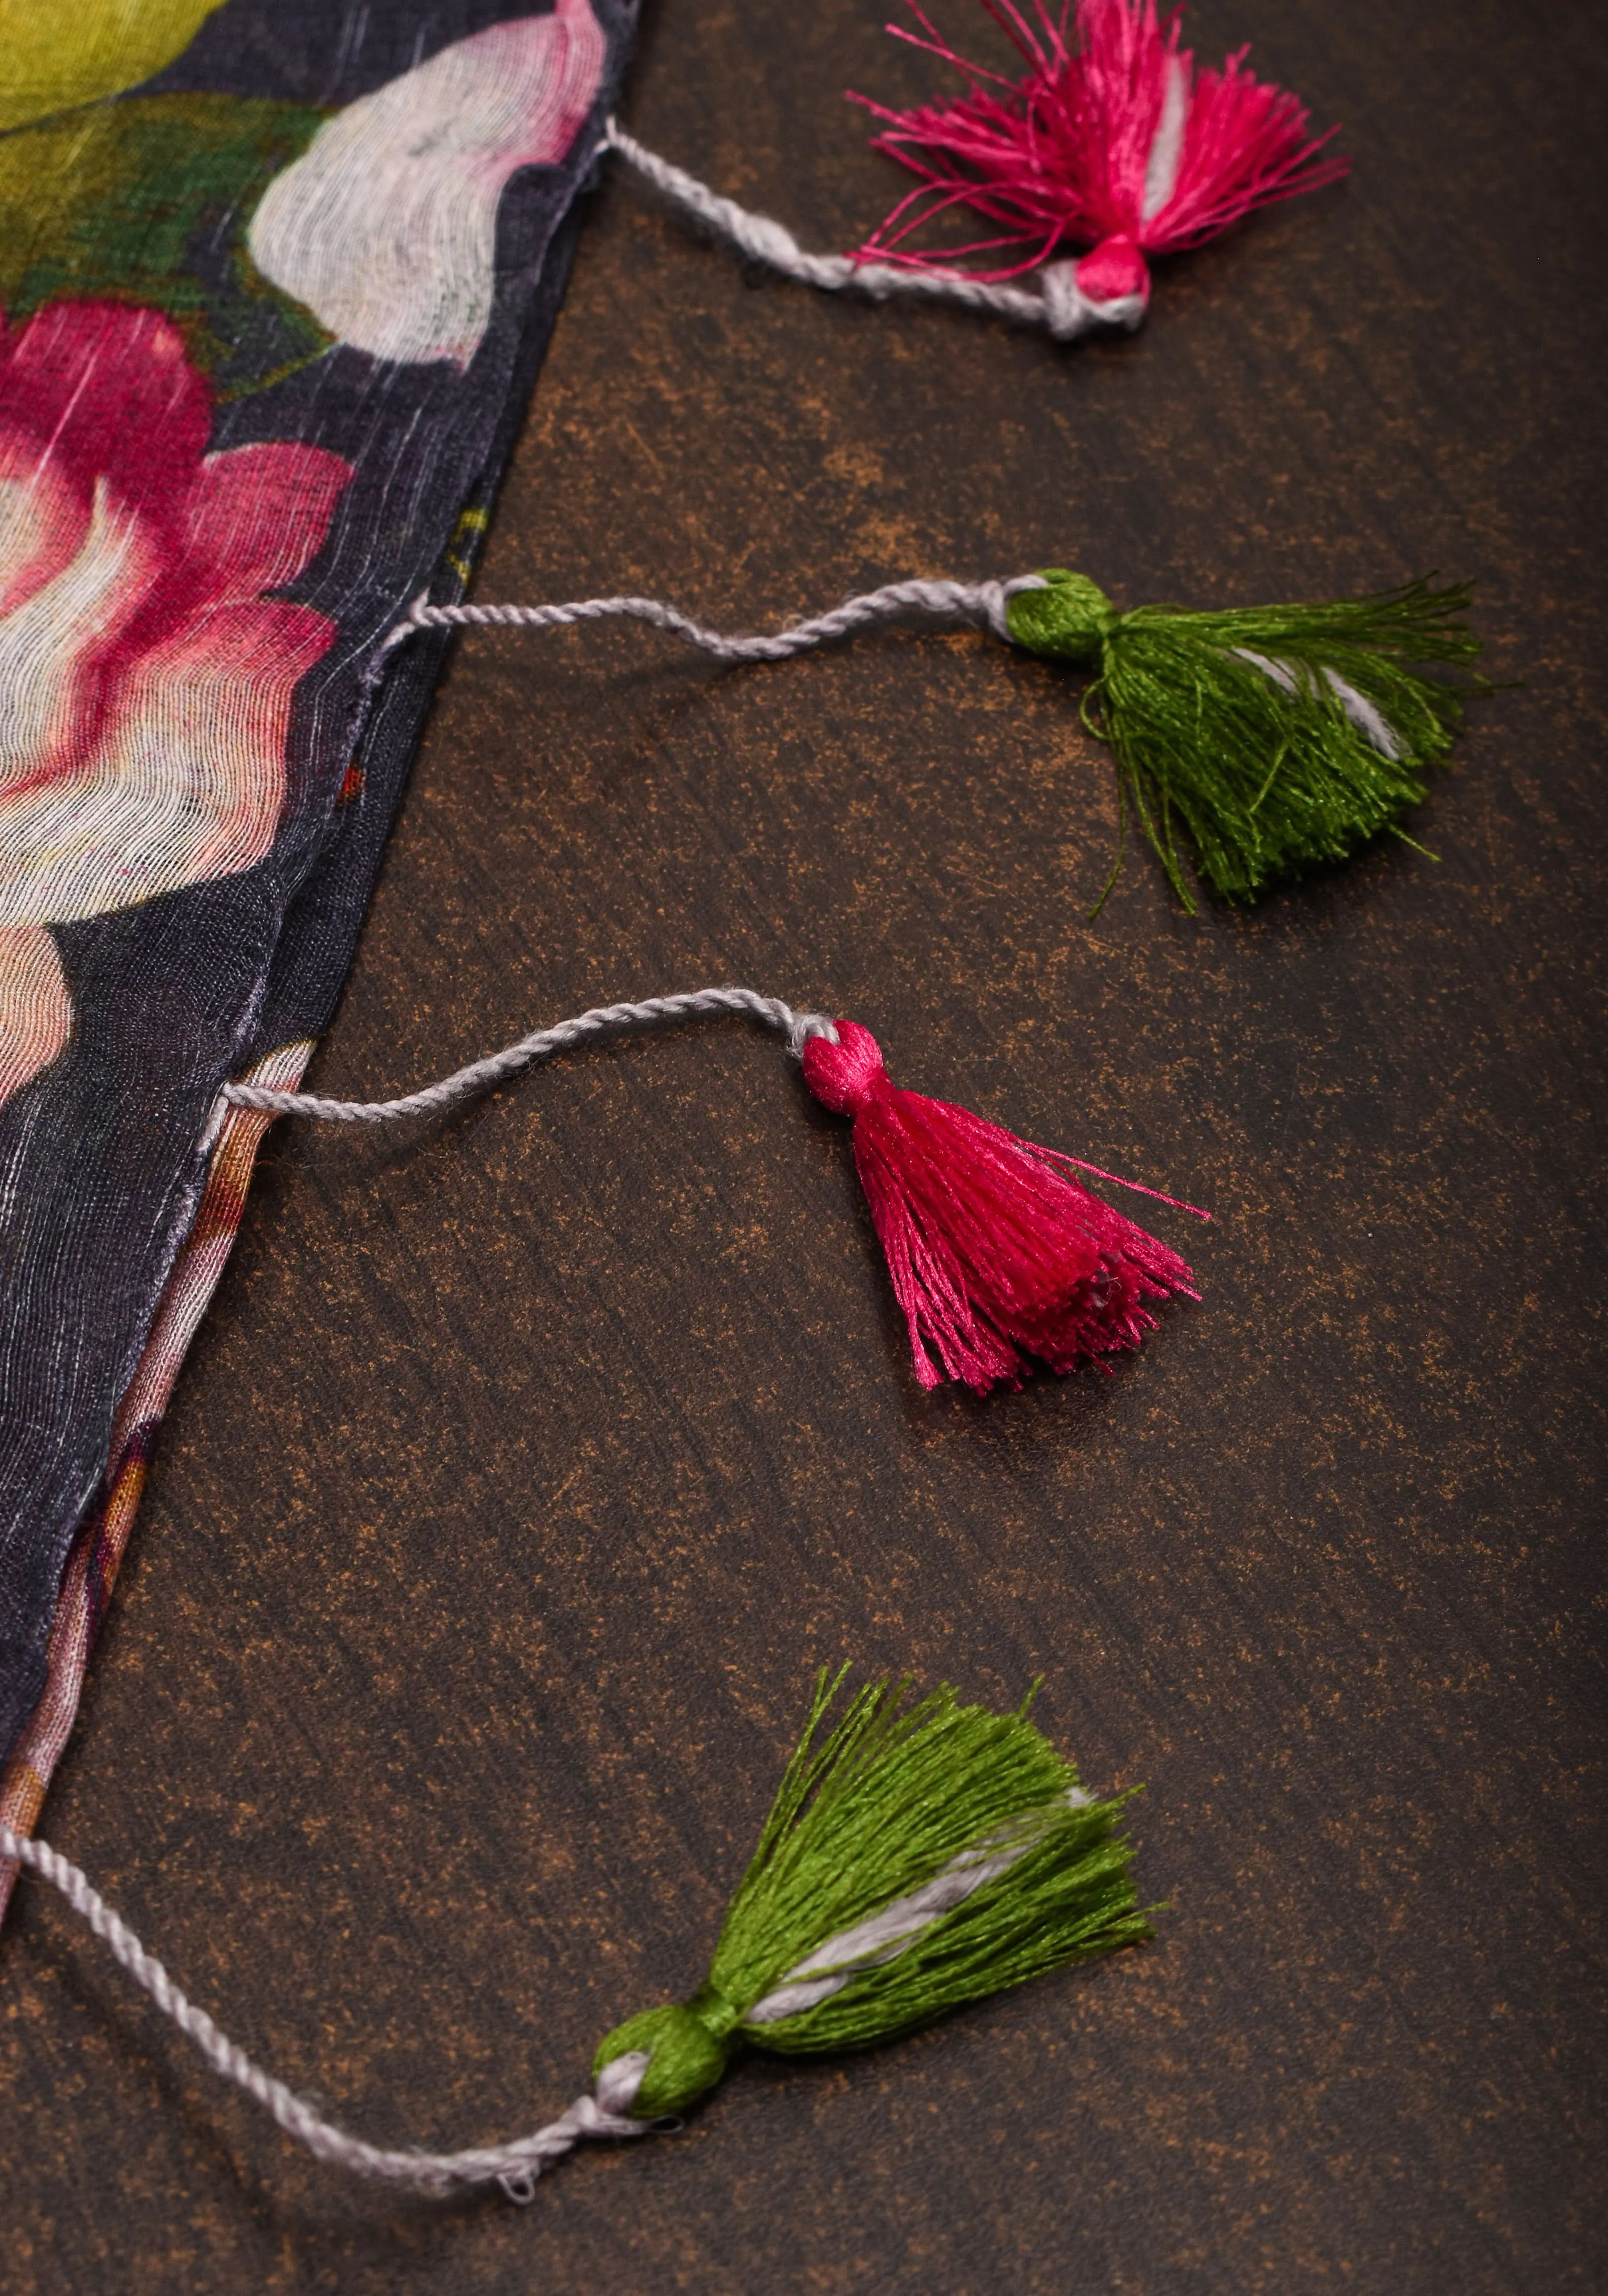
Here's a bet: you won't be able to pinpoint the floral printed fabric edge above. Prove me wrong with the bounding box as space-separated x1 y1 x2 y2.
0 0 638 1796
0 1040 312 1923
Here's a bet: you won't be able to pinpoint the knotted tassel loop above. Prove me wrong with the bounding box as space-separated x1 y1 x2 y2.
594 1667 1154 2120
799 1019 1201 1395
1008 569 1486 909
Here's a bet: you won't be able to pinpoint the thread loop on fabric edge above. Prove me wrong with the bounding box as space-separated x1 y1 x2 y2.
218 988 839 1127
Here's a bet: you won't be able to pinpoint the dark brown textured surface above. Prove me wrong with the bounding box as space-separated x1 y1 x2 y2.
2 1 1605 2289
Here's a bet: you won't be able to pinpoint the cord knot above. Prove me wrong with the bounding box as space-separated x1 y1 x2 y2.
1003 569 1117 665
800 1019 888 1117
685 1978 745 2043
593 1996 739 2119
1039 240 1150 339
1036 259 1091 340
1075 234 1152 308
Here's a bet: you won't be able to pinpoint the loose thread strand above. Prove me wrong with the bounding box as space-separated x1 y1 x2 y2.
601 124 1147 341
405 573 1040 661
0 1826 650 2196
220 986 839 1124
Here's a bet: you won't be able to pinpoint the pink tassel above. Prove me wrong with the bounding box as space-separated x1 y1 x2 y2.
851 0 1347 308
801 1020 1203 1394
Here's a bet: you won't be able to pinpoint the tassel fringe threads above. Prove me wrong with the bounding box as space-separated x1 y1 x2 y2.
1007 571 1485 908
802 1019 1199 1392
855 0 1348 306
602 1667 1152 2116
604 0 1345 342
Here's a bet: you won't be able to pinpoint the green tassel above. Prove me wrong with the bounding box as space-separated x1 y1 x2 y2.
593 1668 1152 2119
1005 569 1485 910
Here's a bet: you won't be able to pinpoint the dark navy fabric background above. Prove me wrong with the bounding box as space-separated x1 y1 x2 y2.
0 0 640 1756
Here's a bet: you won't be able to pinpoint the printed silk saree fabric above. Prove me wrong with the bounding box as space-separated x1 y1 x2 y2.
0 0 637 1885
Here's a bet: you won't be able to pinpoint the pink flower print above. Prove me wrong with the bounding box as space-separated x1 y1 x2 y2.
0 300 351 1109
249 1 607 367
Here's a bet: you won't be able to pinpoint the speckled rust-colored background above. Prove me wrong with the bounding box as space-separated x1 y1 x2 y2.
2 0 1604 2289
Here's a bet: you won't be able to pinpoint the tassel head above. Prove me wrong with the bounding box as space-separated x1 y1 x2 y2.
1008 570 1486 908
1007 567 1116 663
797 1014 886 1117
594 1668 1153 2119
852 0 1347 296
593 1994 737 2118
1073 231 1150 305
800 1019 1196 1394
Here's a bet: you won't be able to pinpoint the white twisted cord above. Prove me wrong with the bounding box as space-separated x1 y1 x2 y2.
407 572 1043 658
603 123 1147 342
0 1826 650 2198
220 986 838 1124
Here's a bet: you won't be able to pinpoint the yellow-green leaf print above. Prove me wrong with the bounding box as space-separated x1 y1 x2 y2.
0 95 330 389
0 0 226 132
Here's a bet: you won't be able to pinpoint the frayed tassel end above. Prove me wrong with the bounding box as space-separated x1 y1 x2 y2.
852 0 1347 302
801 1020 1200 1394
1007 569 1486 908
594 1667 1154 2119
